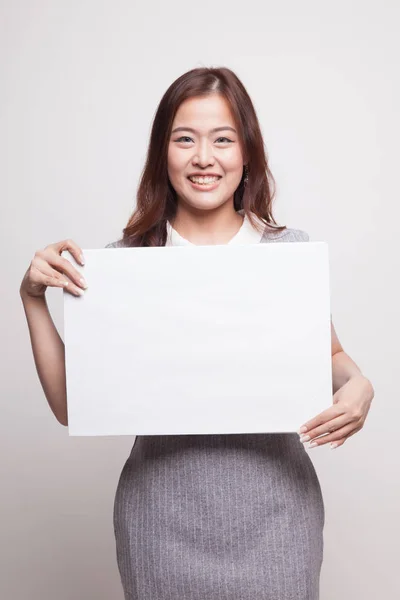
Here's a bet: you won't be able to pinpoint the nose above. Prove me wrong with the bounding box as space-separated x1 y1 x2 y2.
192 139 215 167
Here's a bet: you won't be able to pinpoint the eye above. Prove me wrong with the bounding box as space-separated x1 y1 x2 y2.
175 136 193 143
174 136 234 144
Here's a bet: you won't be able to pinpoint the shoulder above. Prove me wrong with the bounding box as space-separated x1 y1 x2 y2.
104 239 129 248
260 226 309 243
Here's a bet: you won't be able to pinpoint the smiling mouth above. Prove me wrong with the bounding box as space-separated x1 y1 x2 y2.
187 176 222 188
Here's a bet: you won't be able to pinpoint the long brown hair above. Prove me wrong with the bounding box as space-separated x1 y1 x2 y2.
121 66 286 247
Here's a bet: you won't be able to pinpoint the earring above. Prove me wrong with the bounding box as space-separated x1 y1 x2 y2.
243 164 249 186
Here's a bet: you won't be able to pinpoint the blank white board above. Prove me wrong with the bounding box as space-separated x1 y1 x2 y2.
63 242 332 436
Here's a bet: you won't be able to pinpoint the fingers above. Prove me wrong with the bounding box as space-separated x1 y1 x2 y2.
32 256 85 297
304 423 362 448
36 240 87 292
48 238 85 266
299 405 346 434
21 238 87 299
300 414 351 443
43 252 87 290
329 428 359 449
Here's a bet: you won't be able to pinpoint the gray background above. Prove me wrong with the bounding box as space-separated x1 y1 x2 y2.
1 1 398 598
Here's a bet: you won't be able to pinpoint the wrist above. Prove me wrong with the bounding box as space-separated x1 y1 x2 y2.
20 288 46 303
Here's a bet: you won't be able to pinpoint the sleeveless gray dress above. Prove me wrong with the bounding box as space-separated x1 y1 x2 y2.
105 225 325 600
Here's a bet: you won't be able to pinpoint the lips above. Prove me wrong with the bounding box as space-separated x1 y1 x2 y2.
187 176 222 191
187 174 222 179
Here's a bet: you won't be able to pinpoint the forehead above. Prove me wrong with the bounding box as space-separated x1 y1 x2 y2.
172 95 236 130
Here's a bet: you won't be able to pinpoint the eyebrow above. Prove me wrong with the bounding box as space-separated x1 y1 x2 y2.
171 126 237 134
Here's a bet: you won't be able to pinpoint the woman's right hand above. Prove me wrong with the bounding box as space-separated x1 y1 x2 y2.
20 239 88 299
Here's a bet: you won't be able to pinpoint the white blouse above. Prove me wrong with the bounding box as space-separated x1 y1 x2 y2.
165 209 265 246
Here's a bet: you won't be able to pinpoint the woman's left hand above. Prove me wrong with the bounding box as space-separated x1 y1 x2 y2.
298 374 375 449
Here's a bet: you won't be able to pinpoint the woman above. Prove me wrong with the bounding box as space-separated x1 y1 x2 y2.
20 67 374 600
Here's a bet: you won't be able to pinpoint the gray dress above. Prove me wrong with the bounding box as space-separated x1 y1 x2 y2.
106 226 325 600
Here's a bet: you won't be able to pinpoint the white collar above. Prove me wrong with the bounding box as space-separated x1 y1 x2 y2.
165 210 265 246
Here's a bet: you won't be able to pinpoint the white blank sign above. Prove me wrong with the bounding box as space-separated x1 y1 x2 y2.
63 242 332 436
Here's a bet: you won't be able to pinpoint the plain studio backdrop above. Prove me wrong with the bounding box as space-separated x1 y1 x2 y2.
1 1 399 598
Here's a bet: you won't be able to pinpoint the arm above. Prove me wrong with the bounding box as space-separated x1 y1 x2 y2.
330 319 372 396
19 239 89 427
20 288 68 426
298 319 375 446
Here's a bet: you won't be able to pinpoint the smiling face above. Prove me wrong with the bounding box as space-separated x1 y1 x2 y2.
167 94 246 214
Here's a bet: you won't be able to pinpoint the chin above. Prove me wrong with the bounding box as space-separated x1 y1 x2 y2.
181 195 232 212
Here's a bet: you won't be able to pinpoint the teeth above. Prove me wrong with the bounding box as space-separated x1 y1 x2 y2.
189 176 220 184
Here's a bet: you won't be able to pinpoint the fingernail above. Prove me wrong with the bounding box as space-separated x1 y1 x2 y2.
79 254 85 265
298 426 307 434
308 442 318 448
76 288 84 296
80 278 88 289
300 435 310 442
330 443 338 449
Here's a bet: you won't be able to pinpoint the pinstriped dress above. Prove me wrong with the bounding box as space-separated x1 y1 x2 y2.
106 214 325 600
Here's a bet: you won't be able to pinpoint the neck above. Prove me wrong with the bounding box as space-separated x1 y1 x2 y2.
170 200 244 245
